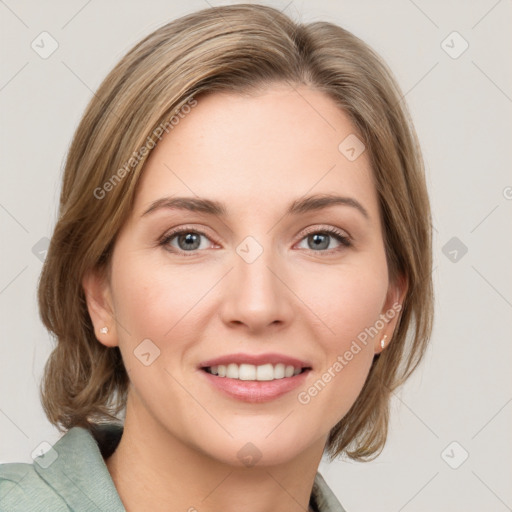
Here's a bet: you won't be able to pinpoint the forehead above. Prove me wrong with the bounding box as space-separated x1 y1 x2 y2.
133 85 379 222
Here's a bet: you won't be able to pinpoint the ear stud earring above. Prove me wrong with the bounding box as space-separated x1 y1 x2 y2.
380 335 387 350
100 327 109 334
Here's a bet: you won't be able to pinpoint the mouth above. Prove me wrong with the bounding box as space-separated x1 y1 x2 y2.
202 363 309 381
198 353 312 402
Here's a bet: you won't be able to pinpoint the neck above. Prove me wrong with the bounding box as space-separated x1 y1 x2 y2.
106 392 325 512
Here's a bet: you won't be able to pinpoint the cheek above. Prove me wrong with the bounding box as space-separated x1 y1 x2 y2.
109 256 204 403
296 255 389 347
292 256 388 420
110 254 204 341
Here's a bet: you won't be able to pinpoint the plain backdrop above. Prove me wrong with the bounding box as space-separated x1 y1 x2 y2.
1 1 511 511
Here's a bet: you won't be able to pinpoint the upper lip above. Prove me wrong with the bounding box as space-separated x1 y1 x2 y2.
198 352 312 369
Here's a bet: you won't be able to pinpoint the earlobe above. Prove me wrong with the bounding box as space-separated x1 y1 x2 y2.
375 273 408 354
82 268 118 347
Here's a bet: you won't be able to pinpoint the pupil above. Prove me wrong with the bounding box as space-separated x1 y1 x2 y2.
180 233 199 250
310 233 329 250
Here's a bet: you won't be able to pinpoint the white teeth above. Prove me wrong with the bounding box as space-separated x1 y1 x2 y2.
285 365 294 378
256 363 274 381
239 364 256 381
274 363 285 379
226 363 239 379
206 363 304 381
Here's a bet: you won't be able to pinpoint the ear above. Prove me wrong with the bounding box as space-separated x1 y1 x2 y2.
374 273 408 354
82 267 118 347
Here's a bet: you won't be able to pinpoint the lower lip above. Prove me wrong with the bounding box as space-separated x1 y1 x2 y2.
200 369 310 403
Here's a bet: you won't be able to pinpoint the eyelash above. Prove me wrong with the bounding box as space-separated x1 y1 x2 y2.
159 225 352 257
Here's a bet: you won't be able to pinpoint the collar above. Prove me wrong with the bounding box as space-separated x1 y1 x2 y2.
33 424 125 511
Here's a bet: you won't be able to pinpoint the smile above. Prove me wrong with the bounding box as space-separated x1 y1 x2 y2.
203 363 305 381
198 353 312 402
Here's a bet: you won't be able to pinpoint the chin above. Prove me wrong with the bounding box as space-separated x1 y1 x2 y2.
190 424 317 468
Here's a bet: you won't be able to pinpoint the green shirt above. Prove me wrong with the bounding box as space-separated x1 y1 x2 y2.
0 424 346 511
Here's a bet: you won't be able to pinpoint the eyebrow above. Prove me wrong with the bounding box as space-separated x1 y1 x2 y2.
141 193 370 220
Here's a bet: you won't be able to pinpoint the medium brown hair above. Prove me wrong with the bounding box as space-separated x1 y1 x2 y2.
38 3 433 461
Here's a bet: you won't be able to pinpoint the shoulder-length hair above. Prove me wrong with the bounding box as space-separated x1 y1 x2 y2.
38 3 433 461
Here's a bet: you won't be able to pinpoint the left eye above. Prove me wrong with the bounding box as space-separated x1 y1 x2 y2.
297 229 351 252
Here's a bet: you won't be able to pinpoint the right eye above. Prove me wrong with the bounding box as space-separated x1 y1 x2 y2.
160 228 216 255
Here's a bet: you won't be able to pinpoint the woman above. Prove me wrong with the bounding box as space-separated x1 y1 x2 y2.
0 4 433 511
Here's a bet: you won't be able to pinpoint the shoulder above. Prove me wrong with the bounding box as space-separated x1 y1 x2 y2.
0 462 69 511
0 424 125 512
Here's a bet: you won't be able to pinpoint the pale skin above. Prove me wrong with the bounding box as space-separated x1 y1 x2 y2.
83 84 406 512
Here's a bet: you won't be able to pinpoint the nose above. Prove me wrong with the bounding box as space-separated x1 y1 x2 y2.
219 243 294 334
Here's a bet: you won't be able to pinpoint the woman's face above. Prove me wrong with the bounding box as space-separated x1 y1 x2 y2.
88 84 404 466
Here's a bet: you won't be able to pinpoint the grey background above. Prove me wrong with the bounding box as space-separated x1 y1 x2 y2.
1 1 511 510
